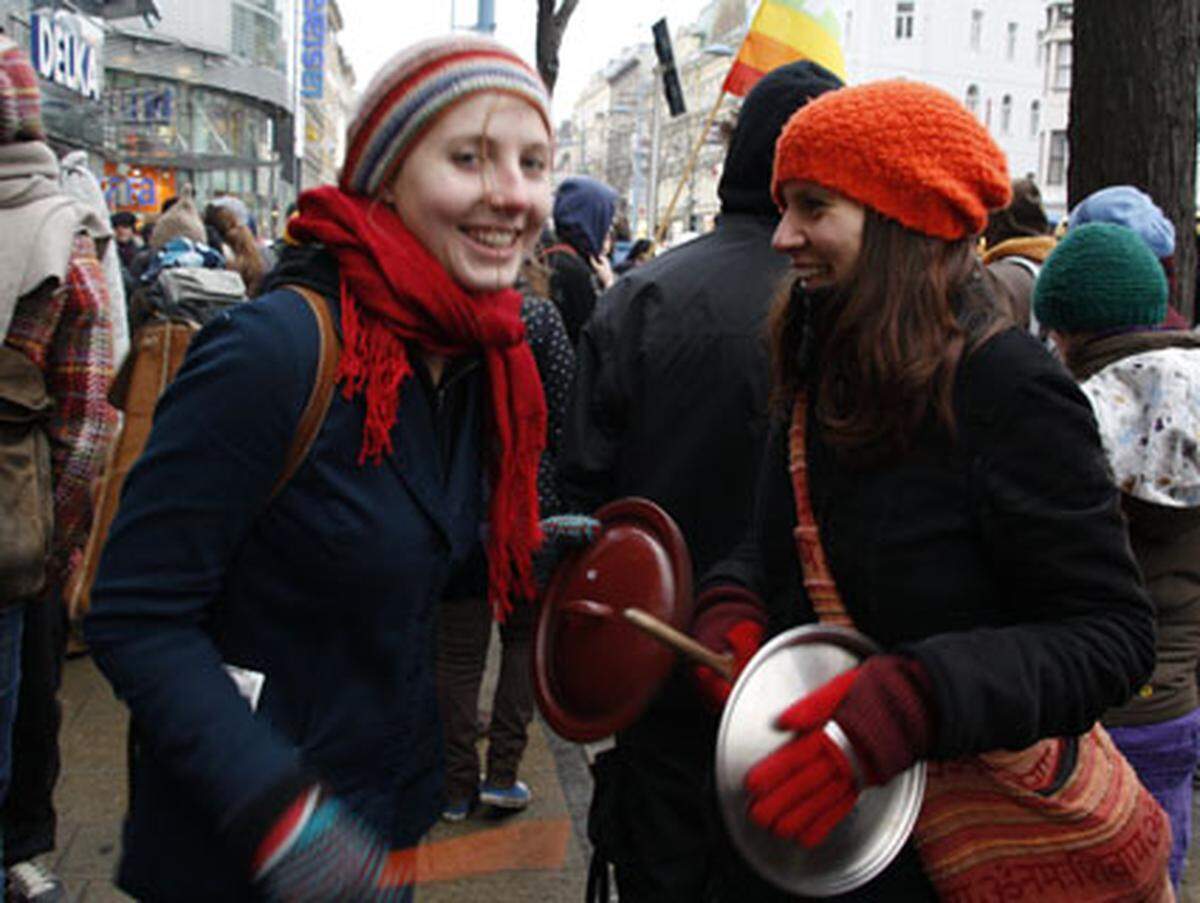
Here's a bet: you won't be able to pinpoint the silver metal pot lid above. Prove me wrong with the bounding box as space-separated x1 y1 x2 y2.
715 624 927 897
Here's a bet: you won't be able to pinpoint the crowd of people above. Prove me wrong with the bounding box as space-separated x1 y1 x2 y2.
1 23 1198 903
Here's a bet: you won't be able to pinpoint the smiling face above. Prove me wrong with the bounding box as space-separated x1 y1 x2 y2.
772 181 866 290
386 91 552 293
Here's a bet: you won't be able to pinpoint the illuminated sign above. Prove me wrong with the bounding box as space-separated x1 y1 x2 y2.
300 0 326 100
30 9 103 101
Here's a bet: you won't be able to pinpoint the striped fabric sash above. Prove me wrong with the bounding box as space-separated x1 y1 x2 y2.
786 392 1173 902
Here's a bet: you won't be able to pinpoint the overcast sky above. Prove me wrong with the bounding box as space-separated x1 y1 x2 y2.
336 0 711 119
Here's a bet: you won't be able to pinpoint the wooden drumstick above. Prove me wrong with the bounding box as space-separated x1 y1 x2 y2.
622 608 735 681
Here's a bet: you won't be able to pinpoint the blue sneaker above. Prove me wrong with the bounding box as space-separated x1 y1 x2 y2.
441 799 472 822
479 780 531 810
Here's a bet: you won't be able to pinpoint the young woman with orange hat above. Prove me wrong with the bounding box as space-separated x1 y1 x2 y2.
693 81 1165 899
86 36 553 901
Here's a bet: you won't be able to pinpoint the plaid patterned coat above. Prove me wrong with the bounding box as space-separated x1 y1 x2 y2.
4 233 118 590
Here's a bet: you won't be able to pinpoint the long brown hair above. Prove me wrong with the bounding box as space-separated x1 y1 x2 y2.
768 210 1006 459
211 206 267 297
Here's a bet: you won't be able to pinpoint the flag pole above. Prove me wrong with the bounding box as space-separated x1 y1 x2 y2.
654 87 726 246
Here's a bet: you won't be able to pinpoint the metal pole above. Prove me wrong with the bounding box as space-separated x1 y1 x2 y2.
476 0 495 33
648 66 662 241
655 88 724 246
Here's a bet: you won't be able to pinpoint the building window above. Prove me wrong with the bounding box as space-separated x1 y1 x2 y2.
1000 95 1012 133
1047 130 1067 185
1054 41 1072 89
895 1 915 40
1006 22 1018 60
845 9 853 46
984 97 992 128
970 9 983 50
1030 99 1040 137
965 84 980 117
1036 32 1044 66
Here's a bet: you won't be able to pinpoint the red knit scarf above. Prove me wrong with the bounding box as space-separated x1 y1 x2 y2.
290 185 545 619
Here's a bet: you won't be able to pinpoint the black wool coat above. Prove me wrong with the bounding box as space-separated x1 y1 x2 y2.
705 327 1155 760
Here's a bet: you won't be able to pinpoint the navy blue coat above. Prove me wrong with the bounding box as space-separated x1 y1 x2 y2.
86 252 488 901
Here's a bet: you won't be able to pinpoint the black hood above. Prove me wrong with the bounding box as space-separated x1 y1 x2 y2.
259 242 340 300
717 60 843 218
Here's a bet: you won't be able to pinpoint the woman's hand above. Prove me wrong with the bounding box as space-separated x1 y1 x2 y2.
743 655 936 848
591 254 615 290
255 791 407 901
691 618 765 710
534 513 602 588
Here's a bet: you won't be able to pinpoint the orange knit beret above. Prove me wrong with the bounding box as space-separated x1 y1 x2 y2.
771 80 1012 240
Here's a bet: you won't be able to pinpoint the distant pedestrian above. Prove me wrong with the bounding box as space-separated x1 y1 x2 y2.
86 34 553 902
981 177 1055 331
109 210 140 272
544 176 617 345
436 258 575 822
0 35 118 903
1035 221 1200 890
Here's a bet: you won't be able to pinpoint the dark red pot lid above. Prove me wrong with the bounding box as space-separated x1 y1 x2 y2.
534 497 693 742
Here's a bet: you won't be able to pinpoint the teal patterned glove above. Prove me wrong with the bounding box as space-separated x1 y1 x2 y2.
534 514 602 588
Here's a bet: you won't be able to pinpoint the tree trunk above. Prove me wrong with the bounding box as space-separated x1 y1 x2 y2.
1068 0 1199 321
536 0 580 96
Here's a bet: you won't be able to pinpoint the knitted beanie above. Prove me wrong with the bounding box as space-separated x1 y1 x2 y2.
0 34 45 144
772 80 1011 240
1033 223 1168 333
1068 185 1175 259
340 35 551 197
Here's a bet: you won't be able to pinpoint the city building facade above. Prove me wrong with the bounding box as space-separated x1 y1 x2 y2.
570 0 1053 241
298 0 356 191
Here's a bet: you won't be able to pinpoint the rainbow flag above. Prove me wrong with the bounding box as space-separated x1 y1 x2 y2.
722 0 847 97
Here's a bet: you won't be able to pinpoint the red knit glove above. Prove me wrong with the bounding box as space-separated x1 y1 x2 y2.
744 656 936 849
689 588 767 711
692 620 765 710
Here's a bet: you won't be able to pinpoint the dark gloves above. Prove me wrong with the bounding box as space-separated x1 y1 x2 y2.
744 654 936 848
689 586 768 710
254 788 407 901
534 514 602 588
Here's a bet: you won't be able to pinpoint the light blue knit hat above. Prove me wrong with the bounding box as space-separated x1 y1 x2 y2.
1068 185 1175 259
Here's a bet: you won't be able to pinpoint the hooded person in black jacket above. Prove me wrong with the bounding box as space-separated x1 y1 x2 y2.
559 60 843 902
545 176 617 345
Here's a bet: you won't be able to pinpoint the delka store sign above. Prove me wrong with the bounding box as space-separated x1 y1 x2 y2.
30 10 103 101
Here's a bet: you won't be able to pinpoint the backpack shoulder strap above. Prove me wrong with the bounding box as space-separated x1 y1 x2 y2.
269 284 341 500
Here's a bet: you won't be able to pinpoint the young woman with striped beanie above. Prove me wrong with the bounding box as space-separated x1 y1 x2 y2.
86 35 554 901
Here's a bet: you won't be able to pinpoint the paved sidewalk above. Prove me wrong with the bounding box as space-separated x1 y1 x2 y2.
53 649 592 901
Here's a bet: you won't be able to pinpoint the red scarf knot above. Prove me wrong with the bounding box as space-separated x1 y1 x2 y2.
290 185 547 619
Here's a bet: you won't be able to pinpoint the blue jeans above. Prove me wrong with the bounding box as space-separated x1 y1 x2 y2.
0 605 26 889
1108 708 1200 890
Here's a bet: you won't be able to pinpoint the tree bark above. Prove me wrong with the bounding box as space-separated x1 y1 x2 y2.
536 0 580 96
1068 0 1200 321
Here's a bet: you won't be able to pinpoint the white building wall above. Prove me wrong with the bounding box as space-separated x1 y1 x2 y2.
840 0 1044 188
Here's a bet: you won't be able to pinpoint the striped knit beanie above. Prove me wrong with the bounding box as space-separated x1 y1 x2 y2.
340 35 551 197
772 80 1010 240
1033 223 1168 333
0 34 45 144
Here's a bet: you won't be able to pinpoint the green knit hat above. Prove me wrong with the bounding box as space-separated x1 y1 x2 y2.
1033 222 1168 333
